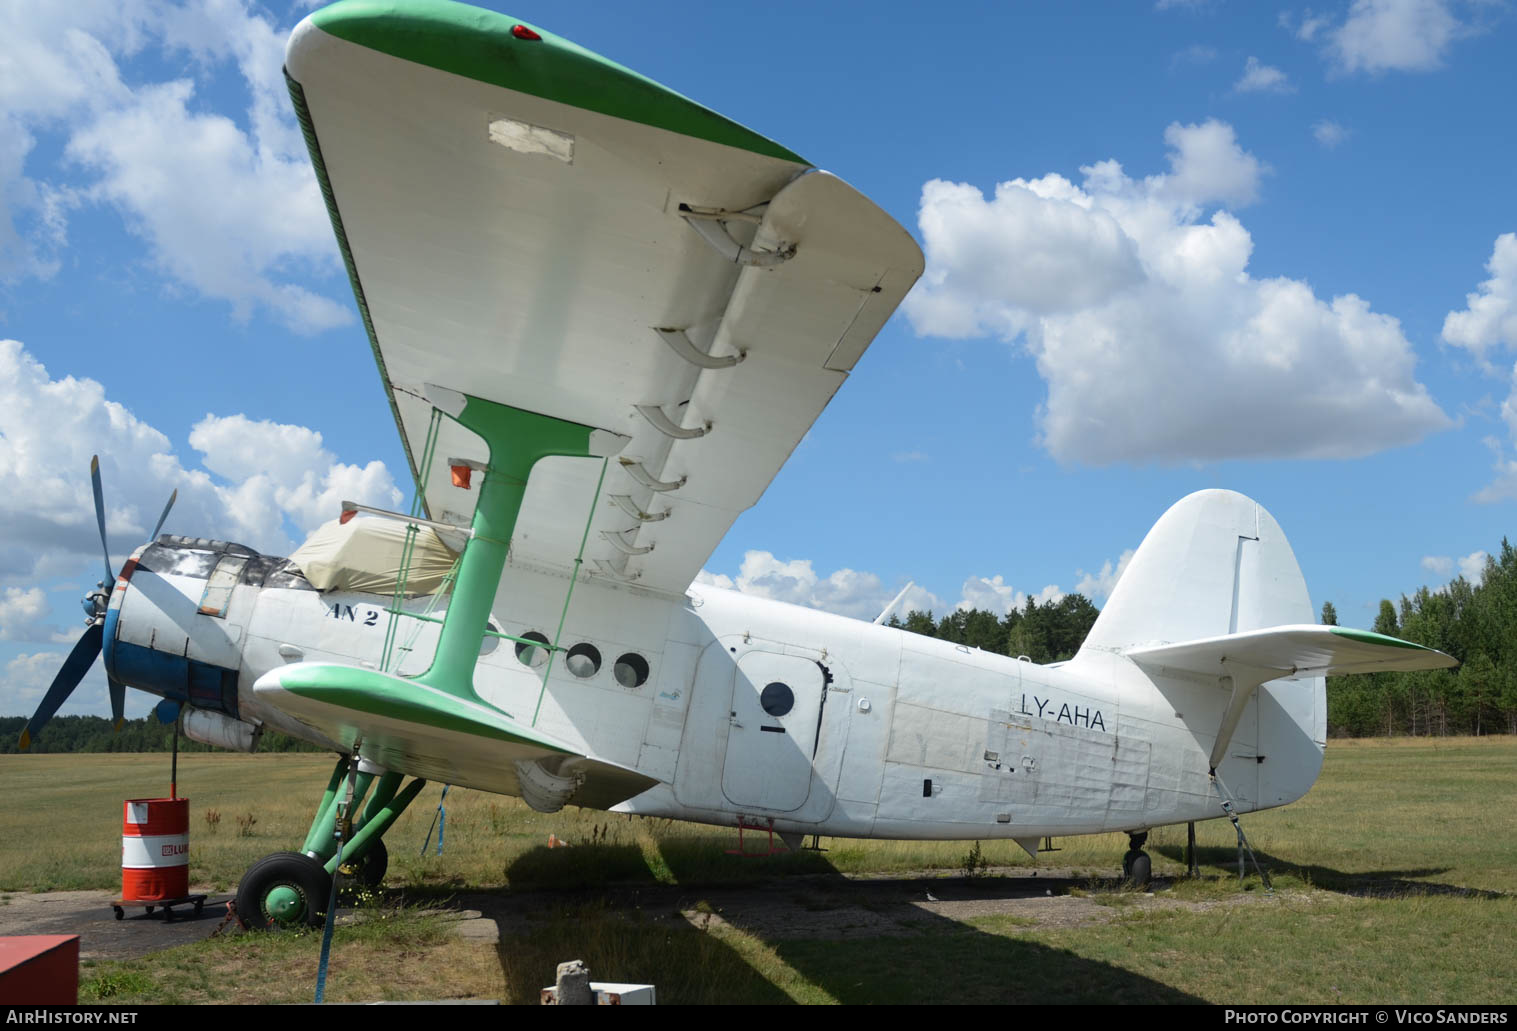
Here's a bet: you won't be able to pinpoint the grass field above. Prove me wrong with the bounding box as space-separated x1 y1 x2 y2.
3 736 1514 1004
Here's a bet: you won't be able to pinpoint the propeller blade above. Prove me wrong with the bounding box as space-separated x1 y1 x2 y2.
109 675 126 732
149 489 178 542
18 622 103 751
90 456 112 585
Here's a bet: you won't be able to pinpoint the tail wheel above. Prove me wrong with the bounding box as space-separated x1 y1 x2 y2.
236 851 331 929
338 838 388 888
1124 850 1152 889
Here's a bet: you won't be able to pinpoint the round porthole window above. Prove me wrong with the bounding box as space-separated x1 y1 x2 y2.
514 630 551 669
613 652 650 689
760 682 794 717
479 619 503 657
566 643 601 679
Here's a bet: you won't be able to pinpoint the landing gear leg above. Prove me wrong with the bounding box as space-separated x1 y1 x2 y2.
1122 831 1151 888
235 756 426 929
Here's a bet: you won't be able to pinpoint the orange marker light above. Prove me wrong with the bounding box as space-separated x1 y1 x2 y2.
511 24 541 41
451 464 473 489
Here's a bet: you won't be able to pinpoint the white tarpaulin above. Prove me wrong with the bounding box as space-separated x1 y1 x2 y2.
289 516 460 596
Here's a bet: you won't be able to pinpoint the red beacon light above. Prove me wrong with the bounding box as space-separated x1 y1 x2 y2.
511 24 542 41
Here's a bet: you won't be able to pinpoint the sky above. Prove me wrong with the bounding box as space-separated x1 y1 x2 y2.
2 0 1515 720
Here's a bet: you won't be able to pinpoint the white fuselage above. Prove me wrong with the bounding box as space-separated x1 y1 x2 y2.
113 541 1326 845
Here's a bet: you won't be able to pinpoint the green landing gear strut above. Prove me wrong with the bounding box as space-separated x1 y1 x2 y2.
235 756 427 929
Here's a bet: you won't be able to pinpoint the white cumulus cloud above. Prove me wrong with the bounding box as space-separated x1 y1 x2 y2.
0 0 349 331
1327 0 1463 74
956 575 1063 616
1075 549 1137 602
904 120 1451 465
1313 120 1351 148
0 587 54 642
1443 233 1517 368
1442 235 1517 501
1234 57 1294 93
696 553 1126 622
1158 120 1268 209
0 340 400 590
1283 10 1335 42
1421 555 1454 577
1420 550 1488 587
1460 550 1490 584
695 552 945 621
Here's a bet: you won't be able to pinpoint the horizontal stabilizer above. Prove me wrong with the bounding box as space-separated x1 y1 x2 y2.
1126 625 1457 680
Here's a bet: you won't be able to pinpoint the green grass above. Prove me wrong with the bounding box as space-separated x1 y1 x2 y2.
77 903 482 1004
7 736 1516 1004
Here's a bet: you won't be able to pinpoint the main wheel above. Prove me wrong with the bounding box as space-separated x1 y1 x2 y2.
236 851 332 930
1124 850 1152 889
338 838 388 889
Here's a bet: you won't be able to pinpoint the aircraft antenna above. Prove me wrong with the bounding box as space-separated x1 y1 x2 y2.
873 581 915 625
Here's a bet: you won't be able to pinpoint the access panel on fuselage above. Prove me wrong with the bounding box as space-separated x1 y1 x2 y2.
721 652 826 812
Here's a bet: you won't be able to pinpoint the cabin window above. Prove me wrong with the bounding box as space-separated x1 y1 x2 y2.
479 619 503 657
613 652 649 689
515 630 551 669
566 643 601 679
760 682 794 717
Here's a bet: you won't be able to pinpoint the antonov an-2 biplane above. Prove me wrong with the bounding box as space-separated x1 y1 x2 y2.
22 0 1455 927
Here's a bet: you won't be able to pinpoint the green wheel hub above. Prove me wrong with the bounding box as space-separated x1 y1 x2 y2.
264 883 306 923
238 852 331 930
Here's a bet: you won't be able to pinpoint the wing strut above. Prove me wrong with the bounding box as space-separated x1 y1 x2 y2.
1208 659 1293 772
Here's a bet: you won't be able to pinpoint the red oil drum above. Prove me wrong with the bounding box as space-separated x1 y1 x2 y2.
121 798 189 902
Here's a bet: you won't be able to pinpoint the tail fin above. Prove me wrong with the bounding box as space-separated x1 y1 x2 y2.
1080 489 1310 655
1076 490 1454 814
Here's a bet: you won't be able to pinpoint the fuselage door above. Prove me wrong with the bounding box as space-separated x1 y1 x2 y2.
721 651 826 812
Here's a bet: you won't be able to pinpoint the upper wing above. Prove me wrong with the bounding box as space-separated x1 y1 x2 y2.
286 1 923 598
1125 625 1458 679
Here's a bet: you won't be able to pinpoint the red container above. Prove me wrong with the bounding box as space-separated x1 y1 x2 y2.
0 936 79 1004
121 798 189 902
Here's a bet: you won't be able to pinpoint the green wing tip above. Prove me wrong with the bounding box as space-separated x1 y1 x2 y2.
17 729 30 751
1328 626 1427 650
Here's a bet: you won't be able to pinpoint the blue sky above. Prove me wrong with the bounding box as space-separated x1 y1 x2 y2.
3 0 1515 718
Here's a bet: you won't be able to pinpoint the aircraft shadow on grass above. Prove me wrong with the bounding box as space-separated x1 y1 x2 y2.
1152 844 1511 900
474 840 1206 1005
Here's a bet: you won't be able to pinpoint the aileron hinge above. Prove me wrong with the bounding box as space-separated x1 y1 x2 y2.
620 457 685 492
608 495 669 522
591 558 641 583
635 403 708 440
680 204 795 267
601 528 654 556
655 327 744 369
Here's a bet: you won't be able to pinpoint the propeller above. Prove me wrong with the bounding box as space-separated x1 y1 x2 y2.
17 457 176 751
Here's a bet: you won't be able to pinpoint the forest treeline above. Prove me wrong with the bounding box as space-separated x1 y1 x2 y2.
889 540 1517 738
0 715 323 754
885 593 1101 665
1318 540 1517 738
